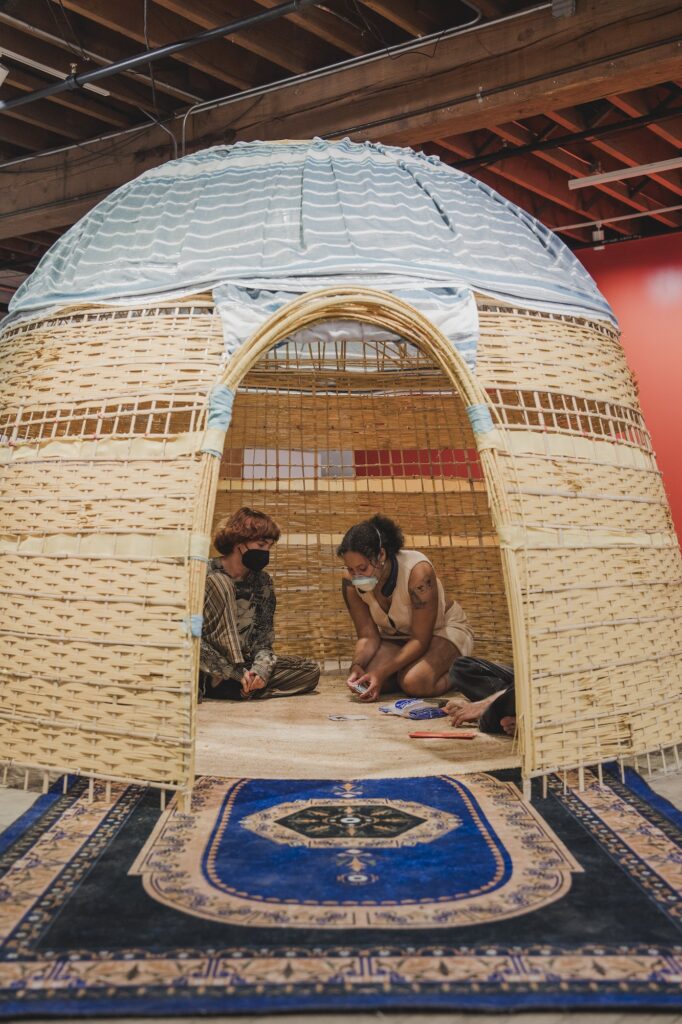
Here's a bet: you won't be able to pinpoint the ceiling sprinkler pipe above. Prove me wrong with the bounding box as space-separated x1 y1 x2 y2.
0 0 325 113
0 3 549 172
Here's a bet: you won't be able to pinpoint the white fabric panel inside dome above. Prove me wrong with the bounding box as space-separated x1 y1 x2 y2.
212 282 479 370
10 138 614 322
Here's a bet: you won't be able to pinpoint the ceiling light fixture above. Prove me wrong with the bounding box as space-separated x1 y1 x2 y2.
0 49 110 96
556 203 682 232
568 156 682 189
591 225 605 251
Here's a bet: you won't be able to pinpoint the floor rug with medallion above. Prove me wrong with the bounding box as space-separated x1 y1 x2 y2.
1 767 680 1016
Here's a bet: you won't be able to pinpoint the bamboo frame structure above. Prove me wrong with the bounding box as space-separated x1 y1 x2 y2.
0 287 680 803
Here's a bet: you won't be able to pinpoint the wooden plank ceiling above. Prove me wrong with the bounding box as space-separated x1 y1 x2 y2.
0 0 681 311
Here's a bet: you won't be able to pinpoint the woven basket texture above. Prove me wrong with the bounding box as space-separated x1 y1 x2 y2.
0 289 679 796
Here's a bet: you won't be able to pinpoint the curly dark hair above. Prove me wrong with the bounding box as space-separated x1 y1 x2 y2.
336 513 404 561
213 507 281 556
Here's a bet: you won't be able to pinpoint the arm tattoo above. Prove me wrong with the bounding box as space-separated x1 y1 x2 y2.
341 577 352 610
409 574 435 609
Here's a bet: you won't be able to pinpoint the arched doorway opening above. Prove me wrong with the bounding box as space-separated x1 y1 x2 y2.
192 289 524 781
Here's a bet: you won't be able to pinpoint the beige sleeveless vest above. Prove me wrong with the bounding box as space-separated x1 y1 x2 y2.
360 549 474 656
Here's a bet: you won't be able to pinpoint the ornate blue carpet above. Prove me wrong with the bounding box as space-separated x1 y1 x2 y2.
0 768 680 1016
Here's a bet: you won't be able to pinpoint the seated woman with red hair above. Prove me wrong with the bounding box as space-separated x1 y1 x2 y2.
200 507 320 701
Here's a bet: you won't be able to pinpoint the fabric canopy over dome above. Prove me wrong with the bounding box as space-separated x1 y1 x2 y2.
10 138 612 321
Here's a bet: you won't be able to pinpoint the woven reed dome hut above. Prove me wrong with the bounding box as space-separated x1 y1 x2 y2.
1 137 680 801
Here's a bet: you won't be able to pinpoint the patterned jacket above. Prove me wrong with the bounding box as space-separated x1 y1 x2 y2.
201 558 277 682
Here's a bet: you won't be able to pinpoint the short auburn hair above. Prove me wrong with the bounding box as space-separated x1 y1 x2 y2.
213 507 281 555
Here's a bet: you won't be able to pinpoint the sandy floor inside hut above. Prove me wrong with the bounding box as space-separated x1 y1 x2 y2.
195 674 518 779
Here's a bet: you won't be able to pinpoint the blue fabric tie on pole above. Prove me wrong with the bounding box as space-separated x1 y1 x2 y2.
466 403 495 436
207 384 234 430
183 614 204 638
200 384 235 457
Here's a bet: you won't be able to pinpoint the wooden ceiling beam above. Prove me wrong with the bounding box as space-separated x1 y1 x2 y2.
0 237 47 256
2 0 681 239
483 119 681 228
293 0 682 146
152 0 343 76
40 0 228 100
0 86 112 141
16 230 62 246
547 105 682 198
0 192 111 239
607 88 682 149
0 117 66 152
5 65 132 128
1 2 224 105
57 0 280 91
474 1 510 17
359 1 447 37
249 0 368 55
0 21 177 113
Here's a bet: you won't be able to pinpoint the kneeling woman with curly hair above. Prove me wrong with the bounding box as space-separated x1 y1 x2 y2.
338 513 473 704
200 507 320 701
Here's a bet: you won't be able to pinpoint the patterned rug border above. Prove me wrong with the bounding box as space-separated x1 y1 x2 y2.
615 765 682 829
0 770 681 1017
3 985 682 1018
0 779 72 861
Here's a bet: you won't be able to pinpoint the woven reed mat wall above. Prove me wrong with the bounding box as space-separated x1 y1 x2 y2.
1 287 680 796
0 298 225 796
476 302 682 777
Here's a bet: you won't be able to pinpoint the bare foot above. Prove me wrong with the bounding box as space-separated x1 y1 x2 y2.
500 715 516 737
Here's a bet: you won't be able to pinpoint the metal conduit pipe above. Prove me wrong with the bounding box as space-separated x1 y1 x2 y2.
0 0 503 172
0 0 326 113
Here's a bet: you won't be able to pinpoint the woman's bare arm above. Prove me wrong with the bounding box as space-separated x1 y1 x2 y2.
341 575 381 677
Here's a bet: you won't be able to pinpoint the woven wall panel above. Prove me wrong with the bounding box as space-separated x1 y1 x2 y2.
0 555 187 604
501 467 674 535
472 302 682 774
213 489 495 539
0 721 190 785
0 622 191 687
1 292 680 791
0 301 224 794
501 485 682 774
477 305 637 406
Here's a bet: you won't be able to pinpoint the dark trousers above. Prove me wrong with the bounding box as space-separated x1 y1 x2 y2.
448 657 515 735
199 655 320 701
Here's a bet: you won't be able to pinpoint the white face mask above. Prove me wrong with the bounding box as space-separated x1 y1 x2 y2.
350 556 384 593
351 575 379 593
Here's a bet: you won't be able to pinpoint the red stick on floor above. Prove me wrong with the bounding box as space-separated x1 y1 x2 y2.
408 730 477 739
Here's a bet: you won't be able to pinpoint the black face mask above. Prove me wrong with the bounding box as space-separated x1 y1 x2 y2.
241 547 270 572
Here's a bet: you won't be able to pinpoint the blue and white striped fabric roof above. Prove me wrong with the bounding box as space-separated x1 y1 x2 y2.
10 138 613 321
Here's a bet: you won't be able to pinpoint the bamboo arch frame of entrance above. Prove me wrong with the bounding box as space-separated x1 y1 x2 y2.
186 287 530 799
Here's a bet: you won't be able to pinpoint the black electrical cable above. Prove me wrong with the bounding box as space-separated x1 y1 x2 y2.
143 0 159 119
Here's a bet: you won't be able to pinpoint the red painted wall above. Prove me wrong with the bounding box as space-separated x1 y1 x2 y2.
578 234 682 540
